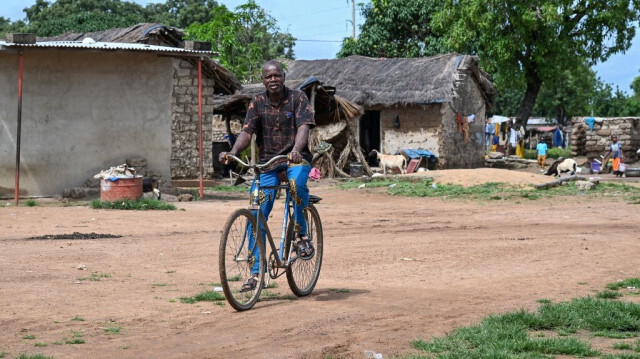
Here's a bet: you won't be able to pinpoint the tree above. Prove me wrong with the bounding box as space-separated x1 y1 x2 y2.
23 0 147 36
434 0 640 129
186 1 295 83
337 0 448 58
143 0 219 29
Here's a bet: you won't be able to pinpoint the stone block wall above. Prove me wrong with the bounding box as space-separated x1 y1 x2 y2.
571 117 640 162
170 59 217 179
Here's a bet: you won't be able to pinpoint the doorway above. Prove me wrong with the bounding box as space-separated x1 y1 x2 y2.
359 110 380 166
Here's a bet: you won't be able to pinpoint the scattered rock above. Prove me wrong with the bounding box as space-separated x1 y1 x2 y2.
178 194 194 202
575 180 596 191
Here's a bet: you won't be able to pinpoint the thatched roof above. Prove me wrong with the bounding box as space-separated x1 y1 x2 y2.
212 78 363 126
283 54 496 108
39 23 241 95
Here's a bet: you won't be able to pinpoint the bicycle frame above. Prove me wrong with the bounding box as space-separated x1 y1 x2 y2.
228 155 299 280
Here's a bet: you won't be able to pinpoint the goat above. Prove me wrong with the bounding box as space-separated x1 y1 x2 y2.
370 150 407 175
544 158 577 177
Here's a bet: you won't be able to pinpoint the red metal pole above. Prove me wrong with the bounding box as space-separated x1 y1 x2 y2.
14 49 24 206
198 57 203 199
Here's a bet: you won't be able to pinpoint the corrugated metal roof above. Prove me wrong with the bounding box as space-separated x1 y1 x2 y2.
0 40 216 57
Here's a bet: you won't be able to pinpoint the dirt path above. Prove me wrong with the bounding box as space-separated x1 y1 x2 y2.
1 168 639 358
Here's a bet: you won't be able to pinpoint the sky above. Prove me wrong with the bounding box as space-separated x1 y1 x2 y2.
2 0 639 94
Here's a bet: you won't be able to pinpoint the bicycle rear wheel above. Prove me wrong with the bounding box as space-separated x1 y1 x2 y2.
286 204 323 296
219 208 265 311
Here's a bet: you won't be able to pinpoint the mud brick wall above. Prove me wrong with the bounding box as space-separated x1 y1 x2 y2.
170 59 217 179
571 117 640 162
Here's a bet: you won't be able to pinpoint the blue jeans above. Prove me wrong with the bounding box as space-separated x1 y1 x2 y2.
247 162 311 274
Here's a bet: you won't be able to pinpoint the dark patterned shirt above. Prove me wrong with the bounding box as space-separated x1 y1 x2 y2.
242 86 315 170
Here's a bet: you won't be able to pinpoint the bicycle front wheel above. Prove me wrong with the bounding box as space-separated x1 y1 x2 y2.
286 204 323 296
219 208 265 311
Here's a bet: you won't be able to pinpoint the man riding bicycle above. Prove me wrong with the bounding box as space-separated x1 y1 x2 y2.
219 60 316 292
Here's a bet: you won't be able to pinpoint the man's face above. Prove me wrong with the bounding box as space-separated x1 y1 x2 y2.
612 136 618 143
262 64 284 96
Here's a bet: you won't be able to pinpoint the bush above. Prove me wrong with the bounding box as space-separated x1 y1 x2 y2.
548 147 572 159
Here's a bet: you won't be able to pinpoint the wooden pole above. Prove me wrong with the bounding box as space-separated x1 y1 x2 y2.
14 49 24 206
197 57 203 199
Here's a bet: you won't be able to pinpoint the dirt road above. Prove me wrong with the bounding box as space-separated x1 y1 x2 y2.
1 169 639 358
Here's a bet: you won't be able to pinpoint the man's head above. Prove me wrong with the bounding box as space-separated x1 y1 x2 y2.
611 134 618 143
262 60 285 97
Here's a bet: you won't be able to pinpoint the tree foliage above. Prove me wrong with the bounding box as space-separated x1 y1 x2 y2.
433 0 640 128
6 0 219 37
338 0 448 58
186 1 295 83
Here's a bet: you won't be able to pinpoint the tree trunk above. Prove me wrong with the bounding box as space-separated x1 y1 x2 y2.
515 69 543 130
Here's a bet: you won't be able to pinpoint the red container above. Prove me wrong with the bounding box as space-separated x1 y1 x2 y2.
100 177 143 202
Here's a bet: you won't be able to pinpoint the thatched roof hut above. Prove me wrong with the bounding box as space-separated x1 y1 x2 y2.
282 54 496 169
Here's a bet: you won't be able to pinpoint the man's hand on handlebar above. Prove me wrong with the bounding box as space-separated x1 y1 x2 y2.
288 150 302 164
219 151 235 165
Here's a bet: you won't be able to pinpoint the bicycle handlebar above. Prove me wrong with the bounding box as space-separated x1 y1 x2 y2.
225 154 289 169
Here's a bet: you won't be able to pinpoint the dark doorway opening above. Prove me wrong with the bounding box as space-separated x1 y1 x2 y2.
359 110 380 166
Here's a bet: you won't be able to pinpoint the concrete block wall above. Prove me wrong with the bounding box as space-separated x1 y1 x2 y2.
171 59 217 179
571 117 640 162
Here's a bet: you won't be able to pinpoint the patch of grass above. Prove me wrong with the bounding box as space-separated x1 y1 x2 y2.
151 283 166 287
180 290 226 304
227 274 242 282
34 343 47 347
64 331 85 345
597 290 624 299
165 270 176 274
71 316 84 321
0 352 5 358
25 199 38 207
409 279 640 359
77 272 111 281
339 177 640 203
594 331 640 339
91 198 176 210
121 345 130 349
607 278 640 291
613 342 633 350
102 322 121 335
22 334 36 340
14 355 53 359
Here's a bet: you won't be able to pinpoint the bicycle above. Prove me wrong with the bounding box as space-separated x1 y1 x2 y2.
219 154 324 311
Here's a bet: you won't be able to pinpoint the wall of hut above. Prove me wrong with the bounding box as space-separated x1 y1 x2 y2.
570 117 640 162
170 59 217 178
379 105 442 155
439 75 487 168
0 50 174 197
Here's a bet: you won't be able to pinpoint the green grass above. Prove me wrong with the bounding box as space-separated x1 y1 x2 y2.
339 178 640 203
91 198 176 210
71 316 84 321
607 278 640 291
64 330 85 345
34 343 47 348
103 322 121 335
408 279 640 359
22 335 35 340
77 272 111 281
179 290 226 304
14 355 53 359
25 199 38 207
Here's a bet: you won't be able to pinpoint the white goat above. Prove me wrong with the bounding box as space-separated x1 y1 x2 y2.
370 149 407 175
544 158 577 177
